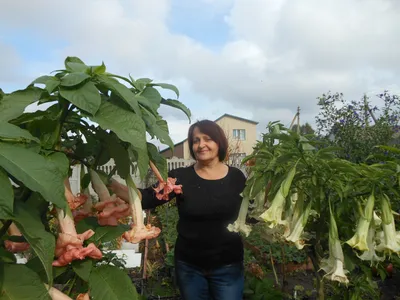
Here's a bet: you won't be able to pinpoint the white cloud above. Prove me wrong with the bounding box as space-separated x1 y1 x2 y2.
1 0 400 145
0 43 23 83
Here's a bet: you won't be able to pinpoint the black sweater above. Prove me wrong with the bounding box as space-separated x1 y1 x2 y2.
140 165 246 269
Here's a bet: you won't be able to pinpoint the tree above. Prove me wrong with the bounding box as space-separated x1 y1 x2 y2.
224 130 244 167
291 123 315 135
315 91 400 163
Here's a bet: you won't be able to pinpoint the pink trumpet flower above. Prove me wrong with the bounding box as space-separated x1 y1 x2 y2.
150 161 182 200
64 179 87 210
45 284 73 299
72 188 93 223
122 175 161 244
4 223 30 253
53 185 102 267
76 293 90 300
90 170 131 226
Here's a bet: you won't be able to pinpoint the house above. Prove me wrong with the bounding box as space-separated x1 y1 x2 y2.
160 114 258 165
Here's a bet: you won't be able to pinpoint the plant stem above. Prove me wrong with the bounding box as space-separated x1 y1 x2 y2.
165 241 170 252
281 244 287 293
93 145 104 168
107 166 117 180
269 247 280 287
0 220 12 238
65 275 77 296
142 210 151 280
60 151 91 168
149 161 164 182
55 100 71 150
263 180 272 207
308 246 324 300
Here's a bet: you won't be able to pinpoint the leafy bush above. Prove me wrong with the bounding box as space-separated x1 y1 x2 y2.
0 57 190 299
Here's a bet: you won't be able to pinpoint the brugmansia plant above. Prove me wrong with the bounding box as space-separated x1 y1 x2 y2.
228 121 400 299
0 57 190 299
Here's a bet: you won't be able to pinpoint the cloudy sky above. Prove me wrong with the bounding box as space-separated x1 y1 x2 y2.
1 0 399 148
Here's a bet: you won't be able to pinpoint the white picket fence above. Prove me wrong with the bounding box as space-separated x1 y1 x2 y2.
70 156 246 195
69 157 194 195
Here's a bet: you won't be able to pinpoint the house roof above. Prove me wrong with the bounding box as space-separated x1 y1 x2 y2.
159 113 258 153
214 113 259 125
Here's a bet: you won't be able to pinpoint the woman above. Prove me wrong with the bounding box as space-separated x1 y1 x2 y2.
110 120 246 300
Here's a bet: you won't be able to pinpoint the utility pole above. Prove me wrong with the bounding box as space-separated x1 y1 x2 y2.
289 106 301 133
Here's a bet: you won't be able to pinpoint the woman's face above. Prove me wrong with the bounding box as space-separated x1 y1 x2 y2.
192 127 219 162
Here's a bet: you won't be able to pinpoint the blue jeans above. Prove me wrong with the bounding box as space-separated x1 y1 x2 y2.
175 260 244 300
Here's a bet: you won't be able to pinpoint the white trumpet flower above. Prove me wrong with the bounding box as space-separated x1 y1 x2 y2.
346 193 375 251
320 207 349 284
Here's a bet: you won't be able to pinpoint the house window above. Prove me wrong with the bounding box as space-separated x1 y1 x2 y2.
233 129 246 140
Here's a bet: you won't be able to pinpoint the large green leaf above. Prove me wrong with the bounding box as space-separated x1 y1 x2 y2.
150 83 179 98
66 63 88 73
0 264 51 300
130 145 150 180
91 62 106 75
89 265 139 300
0 142 67 209
148 119 174 150
97 75 141 116
72 259 93 282
140 108 174 150
76 217 130 244
60 81 101 115
12 201 56 286
65 56 85 65
60 72 91 87
107 74 135 88
26 119 60 149
161 98 191 122
74 132 100 159
139 87 161 106
25 256 67 283
25 256 66 283
44 152 70 179
0 248 16 263
132 78 152 91
249 175 266 199
31 76 60 94
0 168 13 219
90 100 148 168
24 193 52 226
138 86 162 111
0 87 42 122
10 104 60 125
0 122 40 143
45 78 61 94
104 133 131 179
92 224 130 244
64 56 88 73
95 146 111 168
148 143 167 181
32 75 54 85
76 217 98 234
